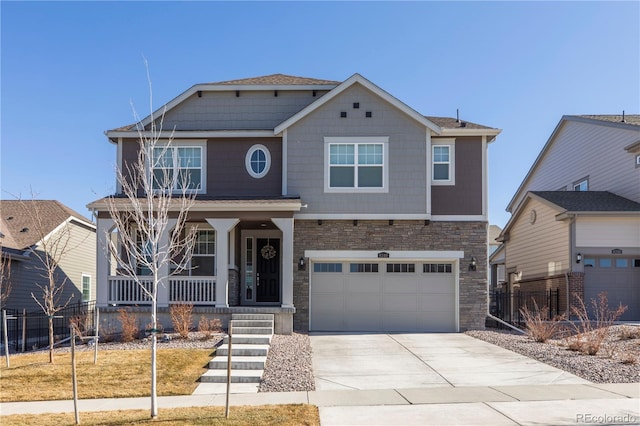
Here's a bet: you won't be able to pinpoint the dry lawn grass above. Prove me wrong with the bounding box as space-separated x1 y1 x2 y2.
0 348 213 402
1 404 320 426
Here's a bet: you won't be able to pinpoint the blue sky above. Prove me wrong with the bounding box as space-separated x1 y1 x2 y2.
1 1 638 227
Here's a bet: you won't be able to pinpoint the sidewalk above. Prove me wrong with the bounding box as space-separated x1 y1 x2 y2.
1 383 638 425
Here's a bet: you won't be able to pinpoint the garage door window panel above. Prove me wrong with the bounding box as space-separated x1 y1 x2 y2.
423 263 453 273
313 263 343 273
387 263 415 273
350 263 379 273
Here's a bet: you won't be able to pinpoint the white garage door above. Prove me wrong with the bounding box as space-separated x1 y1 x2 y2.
310 261 457 332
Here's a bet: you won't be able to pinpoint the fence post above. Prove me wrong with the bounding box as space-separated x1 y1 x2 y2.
21 309 26 352
2 310 9 368
94 306 99 365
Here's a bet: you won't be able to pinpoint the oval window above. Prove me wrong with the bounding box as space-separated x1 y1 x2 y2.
245 144 271 178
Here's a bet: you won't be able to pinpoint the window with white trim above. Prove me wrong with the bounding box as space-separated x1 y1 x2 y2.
432 140 455 185
324 137 388 192
245 144 271 178
81 274 91 301
191 229 215 276
573 178 588 191
151 142 205 193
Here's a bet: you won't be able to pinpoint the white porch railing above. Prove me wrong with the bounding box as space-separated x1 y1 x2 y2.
108 276 153 305
169 276 216 305
107 275 216 305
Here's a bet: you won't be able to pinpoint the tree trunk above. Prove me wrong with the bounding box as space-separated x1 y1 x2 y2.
150 278 158 419
49 317 54 363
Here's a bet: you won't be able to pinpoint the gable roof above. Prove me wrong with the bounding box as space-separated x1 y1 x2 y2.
0 200 94 250
506 114 640 212
211 73 340 86
531 191 640 213
275 73 442 134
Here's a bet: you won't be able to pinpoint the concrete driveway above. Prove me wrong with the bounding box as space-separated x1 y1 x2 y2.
310 333 588 391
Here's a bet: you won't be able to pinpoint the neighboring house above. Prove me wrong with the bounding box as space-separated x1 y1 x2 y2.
497 115 640 320
0 200 97 312
88 73 501 333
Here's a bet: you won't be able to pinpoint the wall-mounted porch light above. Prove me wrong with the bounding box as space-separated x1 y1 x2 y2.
298 257 306 271
576 253 582 264
469 257 477 271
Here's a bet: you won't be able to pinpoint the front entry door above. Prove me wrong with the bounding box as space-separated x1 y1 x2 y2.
256 238 280 303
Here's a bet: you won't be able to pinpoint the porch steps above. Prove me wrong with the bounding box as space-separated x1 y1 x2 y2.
199 313 274 385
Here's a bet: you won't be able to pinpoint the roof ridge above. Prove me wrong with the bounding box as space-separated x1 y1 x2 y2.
209 73 340 86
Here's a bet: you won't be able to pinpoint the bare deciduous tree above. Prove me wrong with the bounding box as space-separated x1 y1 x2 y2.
105 67 197 419
17 198 79 364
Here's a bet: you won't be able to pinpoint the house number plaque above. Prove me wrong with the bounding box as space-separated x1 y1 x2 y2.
611 249 623 254
378 252 390 258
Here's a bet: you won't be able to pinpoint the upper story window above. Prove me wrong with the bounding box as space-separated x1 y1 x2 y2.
245 144 271 179
573 177 588 191
432 139 455 185
150 141 206 193
324 136 389 193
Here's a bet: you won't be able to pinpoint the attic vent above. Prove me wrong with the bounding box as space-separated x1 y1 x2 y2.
20 227 29 233
7 216 13 220
460 121 467 128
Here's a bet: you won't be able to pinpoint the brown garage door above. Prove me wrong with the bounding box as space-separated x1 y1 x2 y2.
583 257 640 321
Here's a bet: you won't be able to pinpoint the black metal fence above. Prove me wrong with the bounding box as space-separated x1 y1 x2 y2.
1 300 96 354
490 289 560 325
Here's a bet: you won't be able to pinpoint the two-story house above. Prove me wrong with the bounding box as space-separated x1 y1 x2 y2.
88 73 500 333
497 115 640 321
0 200 96 312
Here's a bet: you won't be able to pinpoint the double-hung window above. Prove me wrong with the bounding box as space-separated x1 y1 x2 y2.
432 139 455 185
151 141 205 193
191 229 215 276
325 137 388 192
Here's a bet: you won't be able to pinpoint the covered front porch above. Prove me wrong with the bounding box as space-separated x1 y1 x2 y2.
93 198 301 334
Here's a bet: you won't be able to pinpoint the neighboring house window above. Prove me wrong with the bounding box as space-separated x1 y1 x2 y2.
191 229 215 276
151 142 205 193
573 178 588 191
324 137 389 192
245 144 271 178
432 139 455 185
81 274 91 301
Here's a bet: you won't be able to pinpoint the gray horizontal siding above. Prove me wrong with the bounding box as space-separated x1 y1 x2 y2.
286 83 427 215
158 90 330 131
514 120 640 209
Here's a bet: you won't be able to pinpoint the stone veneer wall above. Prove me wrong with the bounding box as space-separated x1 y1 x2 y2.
228 268 240 306
293 220 488 332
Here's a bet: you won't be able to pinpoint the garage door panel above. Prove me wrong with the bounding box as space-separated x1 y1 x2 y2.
346 277 381 292
312 277 345 293
312 293 345 310
382 278 418 293
346 313 382 331
346 294 381 311
418 293 455 309
312 311 345 331
383 294 418 311
418 277 453 293
584 260 639 321
383 312 418 332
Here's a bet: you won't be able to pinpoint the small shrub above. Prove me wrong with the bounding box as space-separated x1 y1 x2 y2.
565 292 627 355
170 303 193 338
198 316 222 339
520 299 566 343
619 352 637 365
601 343 617 359
118 308 139 342
618 325 640 340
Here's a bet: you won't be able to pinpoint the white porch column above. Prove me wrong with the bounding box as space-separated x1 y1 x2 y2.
157 218 177 307
96 218 114 308
272 217 294 308
206 218 239 308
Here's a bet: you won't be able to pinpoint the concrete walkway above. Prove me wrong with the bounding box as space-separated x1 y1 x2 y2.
1 383 638 425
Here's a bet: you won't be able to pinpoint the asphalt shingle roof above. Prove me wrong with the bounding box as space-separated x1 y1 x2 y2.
531 191 640 212
572 114 640 127
0 200 92 250
211 74 340 86
425 116 496 130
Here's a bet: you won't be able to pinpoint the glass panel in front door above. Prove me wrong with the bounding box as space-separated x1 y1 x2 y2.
245 237 254 301
256 238 280 303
